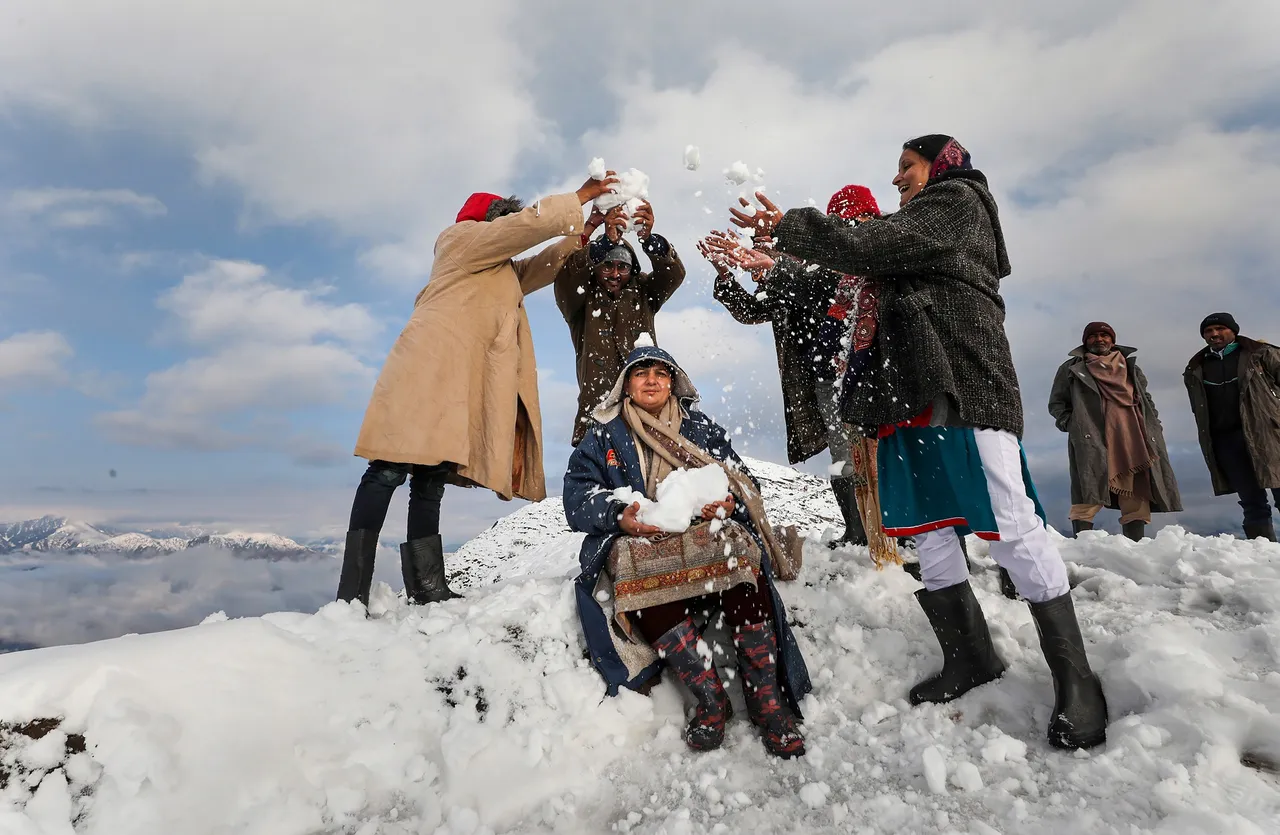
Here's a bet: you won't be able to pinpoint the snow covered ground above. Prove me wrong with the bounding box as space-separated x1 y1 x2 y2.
2 462 1280 833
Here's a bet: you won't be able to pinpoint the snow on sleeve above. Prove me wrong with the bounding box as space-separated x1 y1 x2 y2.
683 145 701 171
611 465 729 533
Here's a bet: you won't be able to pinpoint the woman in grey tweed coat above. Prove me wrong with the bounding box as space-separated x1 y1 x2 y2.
730 135 1109 752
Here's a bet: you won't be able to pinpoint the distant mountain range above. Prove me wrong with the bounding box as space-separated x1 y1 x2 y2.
0 515 320 560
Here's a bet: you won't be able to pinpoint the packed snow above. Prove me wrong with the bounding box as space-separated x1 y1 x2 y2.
612 465 732 533
724 161 764 186
683 145 701 171
3 462 1280 833
588 159 650 221
633 332 655 349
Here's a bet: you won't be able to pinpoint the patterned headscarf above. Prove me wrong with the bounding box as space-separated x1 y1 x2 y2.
903 134 973 180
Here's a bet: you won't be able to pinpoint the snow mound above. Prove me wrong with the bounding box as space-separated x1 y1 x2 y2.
612 465 730 533
4 468 1280 832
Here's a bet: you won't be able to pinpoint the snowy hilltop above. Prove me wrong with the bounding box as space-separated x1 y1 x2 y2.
2 460 1280 833
0 515 316 559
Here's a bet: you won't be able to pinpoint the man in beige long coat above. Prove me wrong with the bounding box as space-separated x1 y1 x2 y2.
337 175 618 608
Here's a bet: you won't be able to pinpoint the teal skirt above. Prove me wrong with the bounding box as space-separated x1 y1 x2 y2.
877 426 1045 541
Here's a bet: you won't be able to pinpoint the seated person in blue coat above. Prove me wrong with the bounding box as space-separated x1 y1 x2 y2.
564 343 812 759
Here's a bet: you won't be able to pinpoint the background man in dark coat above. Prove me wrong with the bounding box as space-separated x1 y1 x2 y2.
1048 322 1182 541
1184 313 1280 541
555 201 685 445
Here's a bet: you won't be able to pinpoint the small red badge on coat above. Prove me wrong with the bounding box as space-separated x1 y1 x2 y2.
606 449 619 467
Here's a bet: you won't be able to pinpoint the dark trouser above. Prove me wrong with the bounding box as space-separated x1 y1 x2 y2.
632 581 775 645
348 460 451 540
1212 430 1280 526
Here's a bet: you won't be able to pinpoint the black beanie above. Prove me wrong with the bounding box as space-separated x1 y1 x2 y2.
1199 312 1239 336
903 134 954 162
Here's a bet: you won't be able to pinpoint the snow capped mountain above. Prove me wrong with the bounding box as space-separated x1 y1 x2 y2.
0 516 316 559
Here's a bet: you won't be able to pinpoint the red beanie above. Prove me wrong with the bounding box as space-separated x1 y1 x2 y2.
455 192 503 223
826 185 881 220
1082 321 1116 343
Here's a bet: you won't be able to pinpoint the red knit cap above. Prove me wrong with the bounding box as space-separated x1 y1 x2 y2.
827 185 881 220
1082 322 1116 343
455 192 503 223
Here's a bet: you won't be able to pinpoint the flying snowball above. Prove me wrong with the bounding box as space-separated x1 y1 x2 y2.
683 145 701 171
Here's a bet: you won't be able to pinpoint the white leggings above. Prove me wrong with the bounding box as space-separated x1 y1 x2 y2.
914 429 1069 603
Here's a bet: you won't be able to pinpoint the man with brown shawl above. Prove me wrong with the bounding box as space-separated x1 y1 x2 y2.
1048 322 1182 541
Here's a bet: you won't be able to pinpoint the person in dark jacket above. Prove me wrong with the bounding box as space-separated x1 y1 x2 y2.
1183 313 1280 541
726 134 1107 751
564 345 811 758
702 185 882 550
555 201 685 445
1048 322 1182 541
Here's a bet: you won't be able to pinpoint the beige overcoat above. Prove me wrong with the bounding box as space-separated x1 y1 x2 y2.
354 192 585 501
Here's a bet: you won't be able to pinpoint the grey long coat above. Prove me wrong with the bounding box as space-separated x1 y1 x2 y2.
1183 336 1280 494
1047 346 1182 512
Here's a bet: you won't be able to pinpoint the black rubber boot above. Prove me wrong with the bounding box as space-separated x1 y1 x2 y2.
1071 520 1094 536
1029 592 1108 750
733 621 805 759
910 581 1006 705
400 535 462 604
827 476 868 548
1122 521 1146 542
336 529 379 606
1243 521 1278 542
653 618 729 752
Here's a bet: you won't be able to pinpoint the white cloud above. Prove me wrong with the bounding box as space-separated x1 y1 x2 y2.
0 330 73 385
97 260 380 458
6 187 167 228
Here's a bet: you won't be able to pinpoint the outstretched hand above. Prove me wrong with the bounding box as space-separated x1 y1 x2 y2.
632 200 654 240
576 172 620 205
620 502 663 537
603 206 628 242
700 231 775 273
729 191 784 237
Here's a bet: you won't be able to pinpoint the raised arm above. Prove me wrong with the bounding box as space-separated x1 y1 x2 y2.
440 192 584 273
516 234 583 296
638 234 686 312
774 181 975 278
554 245 595 321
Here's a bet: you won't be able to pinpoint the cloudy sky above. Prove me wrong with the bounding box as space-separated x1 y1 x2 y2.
1 0 1278 549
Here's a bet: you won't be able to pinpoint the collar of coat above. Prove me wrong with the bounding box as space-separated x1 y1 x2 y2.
1068 345 1137 360
1186 335 1268 372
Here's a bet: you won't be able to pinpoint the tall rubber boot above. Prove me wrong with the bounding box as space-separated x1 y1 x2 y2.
997 566 1019 600
827 476 868 548
909 581 1006 705
400 535 462 605
1243 521 1278 542
653 618 728 752
336 529 379 606
733 621 805 759
1121 521 1146 542
1029 592 1108 750
1071 520 1094 537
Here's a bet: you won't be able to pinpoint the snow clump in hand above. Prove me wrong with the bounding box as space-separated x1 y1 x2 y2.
612 465 730 533
588 157 607 180
591 163 650 218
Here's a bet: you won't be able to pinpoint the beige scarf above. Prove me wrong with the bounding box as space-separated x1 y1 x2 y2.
621 397 791 577
1085 351 1156 499
849 436 901 568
